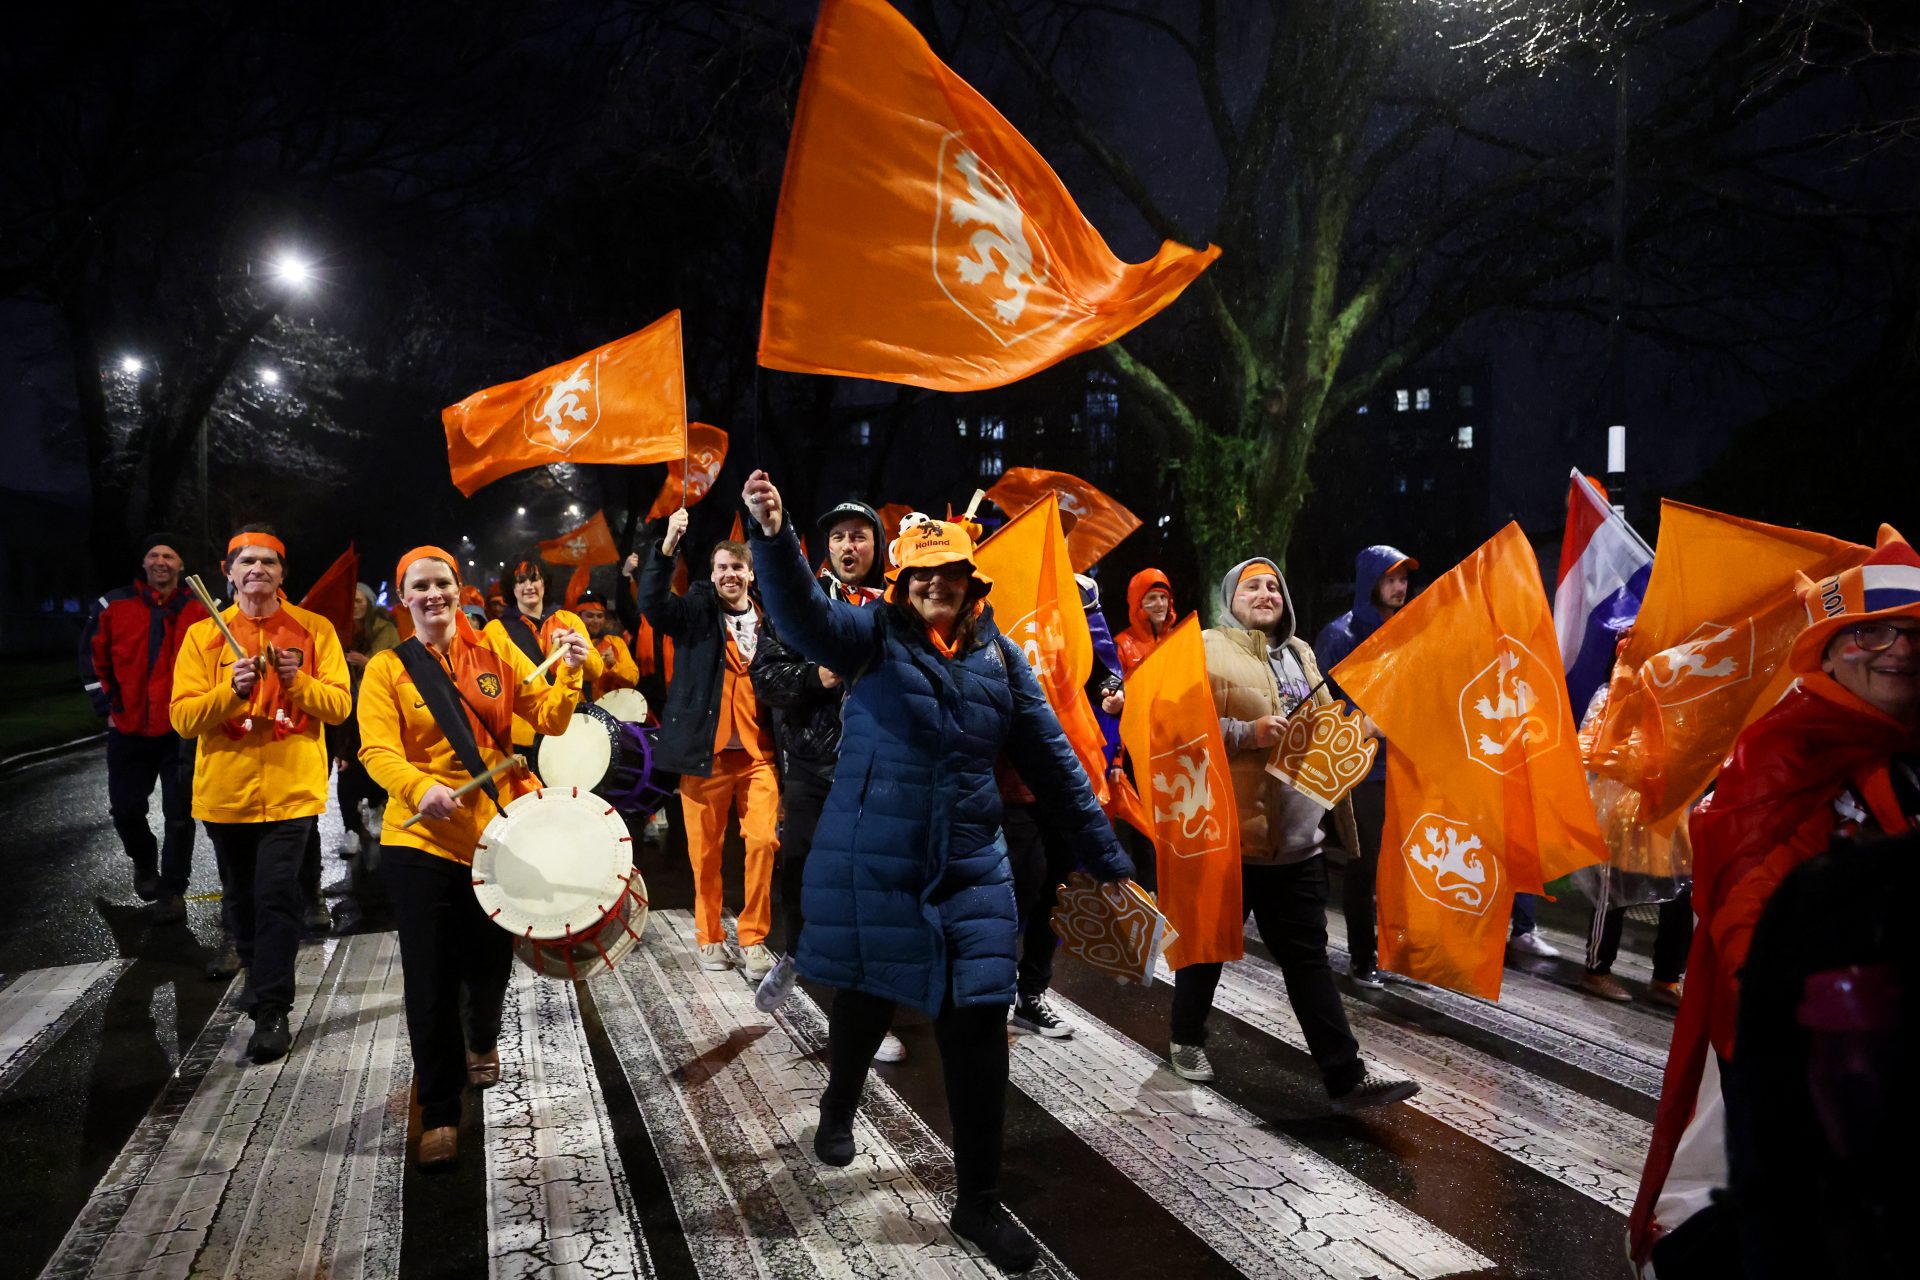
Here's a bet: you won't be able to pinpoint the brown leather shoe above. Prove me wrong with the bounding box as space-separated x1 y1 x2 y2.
1578 971 1633 1003
1645 980 1684 1011
466 1047 501 1088
418 1125 459 1168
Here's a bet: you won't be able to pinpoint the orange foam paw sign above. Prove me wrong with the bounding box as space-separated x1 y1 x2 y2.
1265 702 1377 809
1050 872 1177 986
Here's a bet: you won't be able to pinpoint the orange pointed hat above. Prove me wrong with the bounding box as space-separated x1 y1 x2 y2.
1789 525 1920 673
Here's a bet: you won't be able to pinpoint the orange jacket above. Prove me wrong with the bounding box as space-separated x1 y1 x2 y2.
357 631 581 865
712 637 773 760
170 601 352 823
1114 567 1174 678
592 633 640 699
483 608 603 746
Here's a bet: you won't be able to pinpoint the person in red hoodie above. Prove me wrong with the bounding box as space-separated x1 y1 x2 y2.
80 533 209 921
1114 568 1175 678
1630 526 1920 1273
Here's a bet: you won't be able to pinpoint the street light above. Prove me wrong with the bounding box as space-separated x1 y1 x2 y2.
567 504 581 517
120 356 143 374
273 254 311 288
260 367 280 386
516 506 527 516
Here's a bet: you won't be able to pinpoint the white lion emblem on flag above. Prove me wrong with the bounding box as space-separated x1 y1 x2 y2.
933 133 1067 347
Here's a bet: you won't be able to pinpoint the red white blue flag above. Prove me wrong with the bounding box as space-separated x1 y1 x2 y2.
1553 470 1652 719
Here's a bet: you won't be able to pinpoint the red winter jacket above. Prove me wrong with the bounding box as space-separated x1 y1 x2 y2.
81 581 209 737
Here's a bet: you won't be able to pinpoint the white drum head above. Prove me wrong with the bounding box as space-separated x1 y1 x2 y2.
597 688 649 722
473 790 631 941
536 704 617 788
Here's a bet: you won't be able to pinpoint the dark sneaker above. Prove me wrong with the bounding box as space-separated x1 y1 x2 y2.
1010 994 1073 1039
1169 1042 1214 1082
813 1104 856 1167
132 869 160 902
248 1009 292 1064
1330 1073 1419 1115
206 937 242 980
302 896 333 936
949 1199 1039 1273
1350 967 1387 990
148 894 187 925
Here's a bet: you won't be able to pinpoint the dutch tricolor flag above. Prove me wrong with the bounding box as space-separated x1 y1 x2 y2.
1553 469 1653 718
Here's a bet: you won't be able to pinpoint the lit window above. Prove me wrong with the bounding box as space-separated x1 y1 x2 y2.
1459 384 1475 408
1456 425 1474 450
1394 390 1409 412
1356 404 1369 415
1394 475 1408 494
852 420 870 446
981 415 1005 441
1415 387 1431 411
956 418 969 438
979 450 1002 477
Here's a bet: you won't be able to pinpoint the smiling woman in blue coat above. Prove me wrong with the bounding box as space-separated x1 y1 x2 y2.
743 469 1129 1274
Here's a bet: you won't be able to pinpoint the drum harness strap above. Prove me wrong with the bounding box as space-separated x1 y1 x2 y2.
396 637 514 817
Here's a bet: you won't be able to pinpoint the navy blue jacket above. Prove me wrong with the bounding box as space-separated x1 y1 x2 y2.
1313 544 1414 784
750 521 1131 1016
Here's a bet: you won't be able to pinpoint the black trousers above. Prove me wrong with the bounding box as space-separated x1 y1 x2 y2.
1170 857 1363 1096
1587 885 1694 981
380 846 513 1130
338 760 386 837
777 773 830 956
823 983 1009 1209
106 729 196 895
205 817 312 1015
1343 779 1385 973
1005 803 1076 999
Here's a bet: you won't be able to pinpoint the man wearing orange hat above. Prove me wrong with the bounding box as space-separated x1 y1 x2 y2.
170 526 352 1064
1630 526 1920 1270
572 590 640 700
639 506 781 979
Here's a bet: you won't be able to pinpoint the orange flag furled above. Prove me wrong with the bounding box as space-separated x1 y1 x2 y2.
539 510 621 568
444 312 687 498
298 544 358 646
758 0 1221 391
647 422 729 520
1116 616 1241 968
1332 523 1607 999
1586 502 1869 828
973 492 1109 804
986 467 1141 572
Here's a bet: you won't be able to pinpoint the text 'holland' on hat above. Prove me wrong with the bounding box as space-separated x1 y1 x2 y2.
1789 524 1920 672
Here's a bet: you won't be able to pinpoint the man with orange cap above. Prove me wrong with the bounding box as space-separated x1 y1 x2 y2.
638 506 781 980
573 589 640 700
1630 527 1920 1271
170 525 352 1064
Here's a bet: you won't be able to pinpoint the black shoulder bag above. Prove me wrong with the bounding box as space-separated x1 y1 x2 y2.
394 637 513 817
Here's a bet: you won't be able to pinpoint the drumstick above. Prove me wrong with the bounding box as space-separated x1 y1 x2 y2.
401 754 527 828
520 646 567 686
184 574 249 661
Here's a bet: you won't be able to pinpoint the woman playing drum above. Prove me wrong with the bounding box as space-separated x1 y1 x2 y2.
357 547 587 1168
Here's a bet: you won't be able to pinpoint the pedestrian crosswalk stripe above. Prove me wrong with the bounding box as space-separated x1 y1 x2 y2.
589 910 1075 1278
0 960 128 1095
485 966 652 1279
1005 989 1492 1279
1168 950 1651 1213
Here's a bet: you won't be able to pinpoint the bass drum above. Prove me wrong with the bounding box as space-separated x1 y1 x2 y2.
595 687 649 724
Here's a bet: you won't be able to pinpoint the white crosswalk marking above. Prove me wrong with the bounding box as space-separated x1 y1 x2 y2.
1007 991 1492 1280
485 966 652 1279
589 909 1074 1279
1168 951 1652 1211
0 960 127 1094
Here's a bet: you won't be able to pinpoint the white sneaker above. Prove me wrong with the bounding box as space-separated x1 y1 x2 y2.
740 943 774 981
698 942 733 971
872 1032 906 1064
1508 930 1560 959
755 956 798 1013
1169 1042 1214 1082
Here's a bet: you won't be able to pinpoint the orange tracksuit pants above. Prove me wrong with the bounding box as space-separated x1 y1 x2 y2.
679 749 780 947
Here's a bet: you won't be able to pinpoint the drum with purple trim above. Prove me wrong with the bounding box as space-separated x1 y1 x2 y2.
472 788 649 980
595 687 649 724
530 702 622 792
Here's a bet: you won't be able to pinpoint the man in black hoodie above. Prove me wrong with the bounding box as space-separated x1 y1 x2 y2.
748 501 885 1017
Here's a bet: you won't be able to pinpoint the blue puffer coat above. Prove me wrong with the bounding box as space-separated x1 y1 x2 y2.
750 522 1131 1016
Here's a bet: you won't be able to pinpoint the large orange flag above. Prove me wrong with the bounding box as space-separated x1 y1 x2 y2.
1586 502 1868 827
758 0 1220 391
973 492 1109 804
444 312 687 498
1116 616 1241 968
647 422 729 519
1333 523 1606 999
538 510 621 567
298 544 358 646
987 467 1140 572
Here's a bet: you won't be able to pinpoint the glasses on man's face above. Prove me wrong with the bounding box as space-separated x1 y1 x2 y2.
1846 622 1920 653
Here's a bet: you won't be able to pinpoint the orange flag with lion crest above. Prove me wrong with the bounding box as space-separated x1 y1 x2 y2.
987 467 1141 573
1332 523 1607 998
758 0 1220 391
443 312 687 497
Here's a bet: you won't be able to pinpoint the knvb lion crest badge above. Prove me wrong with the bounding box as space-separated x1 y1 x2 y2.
1458 637 1562 775
1401 813 1500 916
933 133 1068 348
524 358 601 455
476 672 502 699
1149 735 1231 859
1265 702 1377 810
1645 618 1754 707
